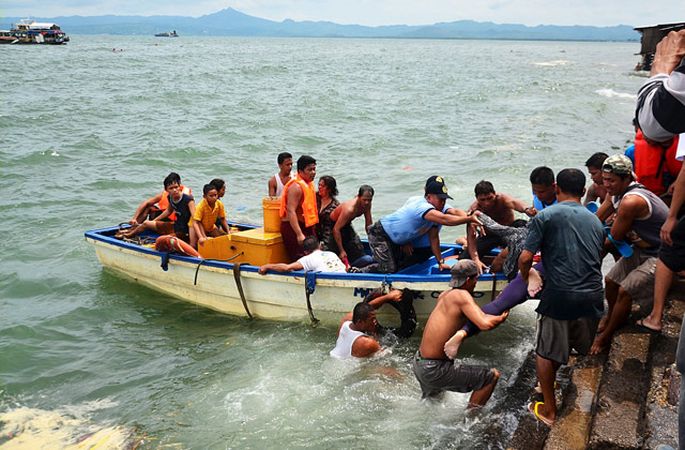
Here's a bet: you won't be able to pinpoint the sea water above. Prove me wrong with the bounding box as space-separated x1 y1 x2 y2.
0 36 643 448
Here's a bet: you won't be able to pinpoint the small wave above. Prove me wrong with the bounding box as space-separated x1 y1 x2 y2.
533 60 570 67
595 89 636 100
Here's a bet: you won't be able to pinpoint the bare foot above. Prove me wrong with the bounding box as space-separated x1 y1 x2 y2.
589 334 609 355
527 268 543 297
596 315 609 334
444 330 467 359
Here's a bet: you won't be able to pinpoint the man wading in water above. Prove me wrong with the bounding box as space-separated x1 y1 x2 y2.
412 260 508 407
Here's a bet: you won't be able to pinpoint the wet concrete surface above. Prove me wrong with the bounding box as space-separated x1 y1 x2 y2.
506 279 685 449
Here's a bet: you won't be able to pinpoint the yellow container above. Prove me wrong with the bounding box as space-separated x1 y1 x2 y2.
198 228 288 266
262 197 282 233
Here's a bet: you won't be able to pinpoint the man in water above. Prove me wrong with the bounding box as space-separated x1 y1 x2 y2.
364 176 480 273
330 289 403 359
412 260 508 407
279 155 318 261
519 169 605 426
464 180 530 274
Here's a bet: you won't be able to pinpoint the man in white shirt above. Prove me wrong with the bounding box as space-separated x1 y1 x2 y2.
258 236 346 274
330 289 404 359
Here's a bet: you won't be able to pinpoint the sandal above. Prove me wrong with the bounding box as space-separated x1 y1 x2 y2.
528 401 554 427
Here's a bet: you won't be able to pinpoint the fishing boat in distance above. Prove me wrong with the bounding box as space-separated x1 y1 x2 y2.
1 19 69 44
155 30 178 37
85 220 507 328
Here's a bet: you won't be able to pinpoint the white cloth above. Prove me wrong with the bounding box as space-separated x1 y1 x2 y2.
274 173 291 197
677 133 685 161
298 250 346 273
330 321 366 358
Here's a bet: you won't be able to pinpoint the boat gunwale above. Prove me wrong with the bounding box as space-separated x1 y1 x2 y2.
84 225 508 284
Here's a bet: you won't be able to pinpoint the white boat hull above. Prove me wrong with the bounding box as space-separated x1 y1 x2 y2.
86 227 508 327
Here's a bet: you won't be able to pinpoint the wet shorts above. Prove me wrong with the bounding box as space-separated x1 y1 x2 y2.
535 314 599 365
659 217 685 273
605 248 656 299
411 351 495 399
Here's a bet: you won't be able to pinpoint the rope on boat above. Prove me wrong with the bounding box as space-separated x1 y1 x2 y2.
304 271 319 326
192 252 245 286
233 262 253 319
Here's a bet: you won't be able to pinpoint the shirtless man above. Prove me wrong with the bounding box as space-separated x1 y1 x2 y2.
330 289 403 359
279 155 318 261
412 260 508 407
329 185 374 267
583 152 609 206
268 152 293 197
465 180 530 273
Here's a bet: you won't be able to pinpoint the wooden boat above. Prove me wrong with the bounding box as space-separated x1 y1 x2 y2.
85 222 508 328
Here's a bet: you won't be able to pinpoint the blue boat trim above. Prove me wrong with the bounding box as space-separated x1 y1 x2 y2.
84 225 508 284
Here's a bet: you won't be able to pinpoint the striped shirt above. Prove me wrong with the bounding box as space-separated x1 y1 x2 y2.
636 62 685 142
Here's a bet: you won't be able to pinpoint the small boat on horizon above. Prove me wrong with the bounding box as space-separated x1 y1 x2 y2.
155 30 178 37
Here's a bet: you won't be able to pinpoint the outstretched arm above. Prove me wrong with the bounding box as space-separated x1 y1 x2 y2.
258 261 304 274
459 295 509 331
425 209 482 227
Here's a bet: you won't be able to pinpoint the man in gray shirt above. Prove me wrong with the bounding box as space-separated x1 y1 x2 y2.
519 168 605 426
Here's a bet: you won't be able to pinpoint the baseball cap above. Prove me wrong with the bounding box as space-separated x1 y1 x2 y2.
448 260 479 288
424 176 453 199
602 154 633 176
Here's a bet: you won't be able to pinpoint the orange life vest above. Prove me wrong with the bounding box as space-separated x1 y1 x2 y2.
279 175 319 228
634 130 681 196
156 185 191 222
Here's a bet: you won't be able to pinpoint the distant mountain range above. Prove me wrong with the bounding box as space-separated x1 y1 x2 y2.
0 7 639 41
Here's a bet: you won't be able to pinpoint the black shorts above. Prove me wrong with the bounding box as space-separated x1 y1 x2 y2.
659 217 685 273
535 314 599 365
412 352 495 399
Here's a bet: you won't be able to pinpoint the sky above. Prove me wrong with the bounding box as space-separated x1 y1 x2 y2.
2 0 684 27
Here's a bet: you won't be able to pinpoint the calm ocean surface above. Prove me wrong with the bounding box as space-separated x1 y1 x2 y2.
1 36 643 448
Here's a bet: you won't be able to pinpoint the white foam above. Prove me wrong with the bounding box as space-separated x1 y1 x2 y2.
533 60 570 67
595 89 636 100
0 405 133 449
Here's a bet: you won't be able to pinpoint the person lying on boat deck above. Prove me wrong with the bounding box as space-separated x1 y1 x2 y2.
268 152 293 197
528 166 558 217
328 184 375 269
412 260 507 407
444 212 544 359
583 152 609 206
361 176 480 274
462 180 531 274
280 155 319 261
189 184 228 248
119 172 191 238
590 154 668 355
258 236 346 275
209 178 229 233
330 289 403 359
316 175 340 254
519 168 605 427
119 173 194 241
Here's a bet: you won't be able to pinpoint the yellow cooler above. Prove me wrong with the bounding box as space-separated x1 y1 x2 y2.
198 228 288 266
